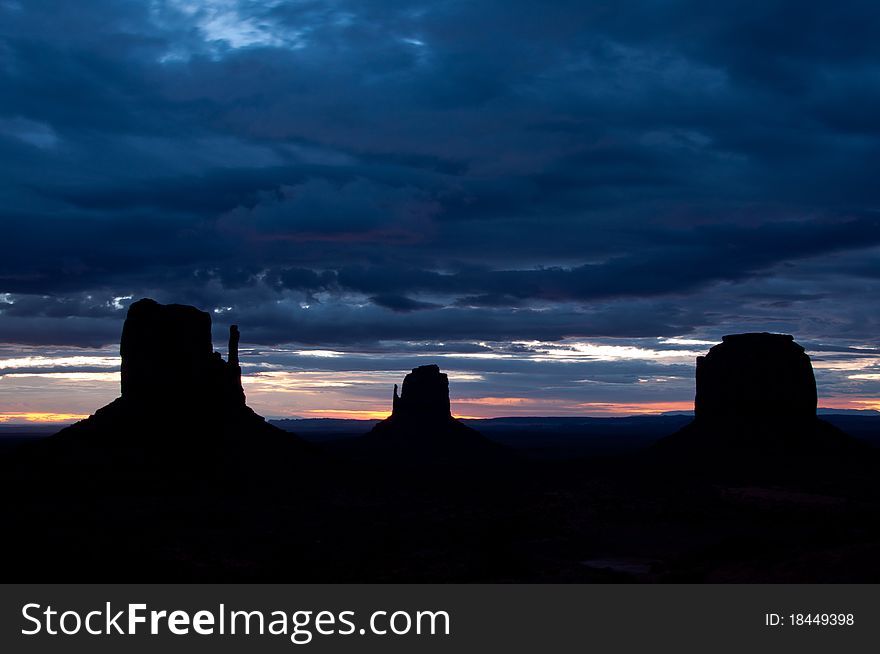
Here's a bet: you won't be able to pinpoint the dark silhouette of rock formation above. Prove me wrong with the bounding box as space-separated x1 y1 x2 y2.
119 299 246 410
656 332 867 465
694 333 817 421
361 364 509 464
22 298 307 482
391 364 452 421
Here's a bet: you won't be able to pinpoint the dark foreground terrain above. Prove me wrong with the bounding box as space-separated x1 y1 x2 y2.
2 414 879 583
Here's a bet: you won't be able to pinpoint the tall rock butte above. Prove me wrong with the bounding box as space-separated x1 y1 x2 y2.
119 299 246 411
364 364 507 462
656 332 862 459
694 333 817 422
40 299 305 476
391 364 452 422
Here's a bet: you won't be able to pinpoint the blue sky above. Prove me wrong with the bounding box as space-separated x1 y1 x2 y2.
1 1 879 420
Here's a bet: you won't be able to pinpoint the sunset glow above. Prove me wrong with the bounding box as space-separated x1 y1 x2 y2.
819 398 880 413
0 412 89 423
1 342 879 423
295 409 391 420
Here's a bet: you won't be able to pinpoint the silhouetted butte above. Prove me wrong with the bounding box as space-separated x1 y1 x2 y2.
20 298 307 482
694 333 817 421
656 333 866 464
361 364 509 464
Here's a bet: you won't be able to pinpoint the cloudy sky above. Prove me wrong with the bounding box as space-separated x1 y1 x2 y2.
1 0 880 422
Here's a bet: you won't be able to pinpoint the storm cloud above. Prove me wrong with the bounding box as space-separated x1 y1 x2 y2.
1 1 879 416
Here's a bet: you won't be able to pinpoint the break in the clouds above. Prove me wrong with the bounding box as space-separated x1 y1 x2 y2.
1 1 879 419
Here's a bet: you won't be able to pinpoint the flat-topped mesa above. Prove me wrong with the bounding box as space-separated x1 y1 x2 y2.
391 364 452 422
654 332 866 464
119 298 244 409
694 332 817 422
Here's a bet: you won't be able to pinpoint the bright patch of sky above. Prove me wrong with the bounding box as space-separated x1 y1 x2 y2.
155 0 306 60
1 338 878 422
512 340 703 363
0 355 120 370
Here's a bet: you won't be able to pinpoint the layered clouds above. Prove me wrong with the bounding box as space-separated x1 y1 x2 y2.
1 1 879 419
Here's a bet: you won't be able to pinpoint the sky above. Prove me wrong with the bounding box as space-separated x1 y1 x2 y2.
1 0 880 422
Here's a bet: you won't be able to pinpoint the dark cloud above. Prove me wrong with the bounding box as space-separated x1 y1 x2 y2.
369 294 442 312
0 0 879 358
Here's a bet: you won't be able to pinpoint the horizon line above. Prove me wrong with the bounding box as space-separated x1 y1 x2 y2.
3 406 879 427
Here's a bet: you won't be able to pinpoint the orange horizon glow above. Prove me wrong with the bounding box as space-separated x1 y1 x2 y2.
572 401 696 415
288 397 880 420
4 398 880 426
288 398 699 419
0 412 90 424
816 398 880 412
295 409 392 420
